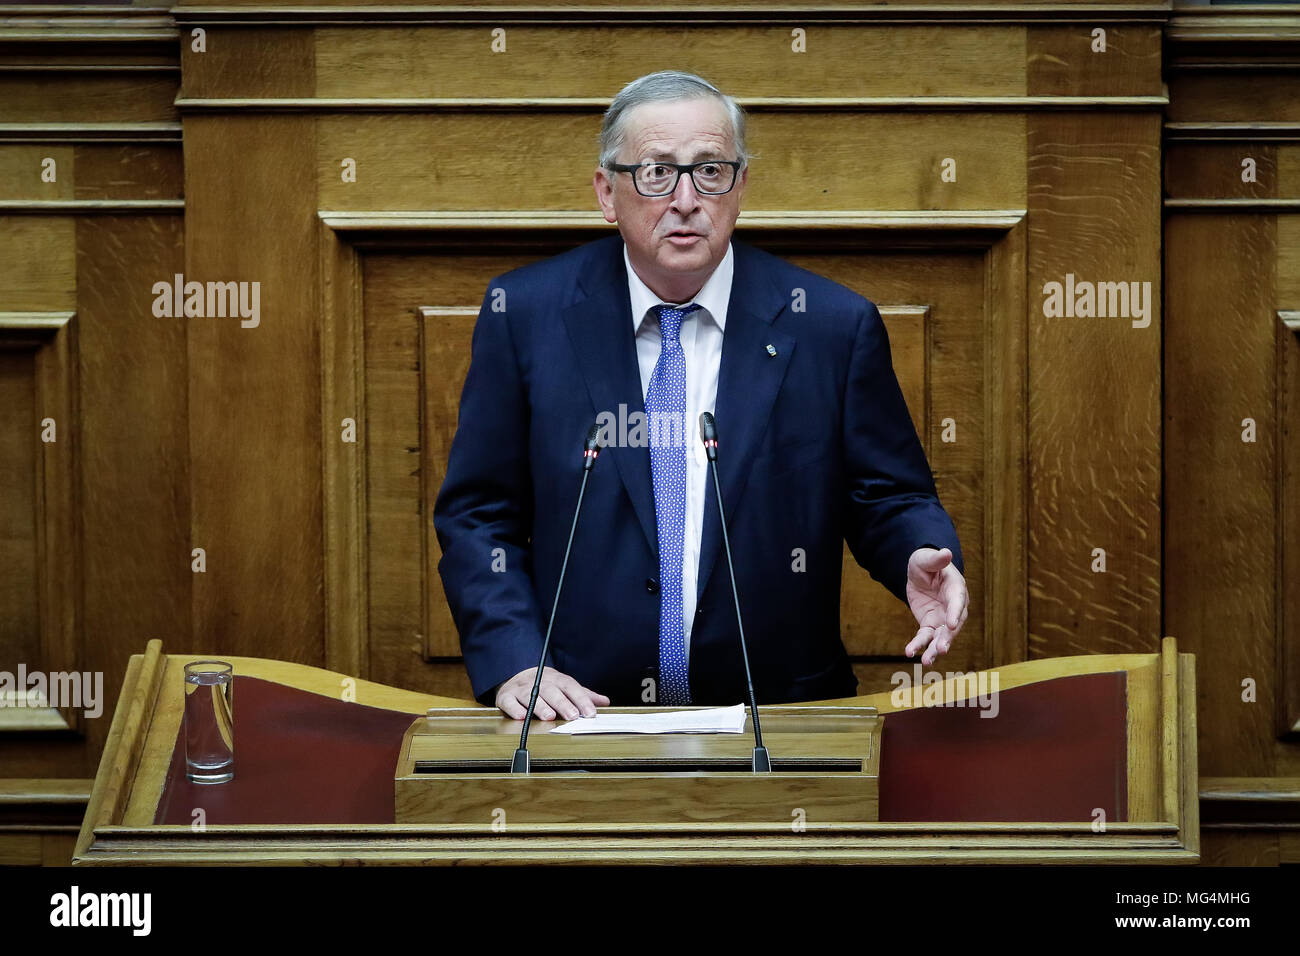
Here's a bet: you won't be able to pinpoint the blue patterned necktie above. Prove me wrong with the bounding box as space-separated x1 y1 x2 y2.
645 302 701 706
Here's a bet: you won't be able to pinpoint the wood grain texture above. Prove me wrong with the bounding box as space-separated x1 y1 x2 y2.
185 115 324 663
1027 25 1162 97
0 217 76 311
1165 143 1278 202
1280 313 1300 738
1026 111 1162 659
1164 213 1276 778
313 24 1027 99
1168 73 1300 126
0 145 74 201
72 144 185 201
77 213 189 761
180 26 315 100
316 112 1026 212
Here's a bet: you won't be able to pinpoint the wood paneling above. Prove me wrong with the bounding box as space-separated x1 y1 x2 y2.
1027 25 1162 97
1162 10 1300 859
313 25 1030 99
8 0 1300 866
185 115 323 662
316 112 1027 212
1026 110 1162 659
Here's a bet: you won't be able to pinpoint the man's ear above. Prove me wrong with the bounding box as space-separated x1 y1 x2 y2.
593 167 618 223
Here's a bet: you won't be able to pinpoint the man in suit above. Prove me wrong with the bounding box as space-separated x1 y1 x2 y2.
434 70 969 720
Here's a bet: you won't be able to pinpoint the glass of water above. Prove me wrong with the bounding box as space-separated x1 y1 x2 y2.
184 660 234 784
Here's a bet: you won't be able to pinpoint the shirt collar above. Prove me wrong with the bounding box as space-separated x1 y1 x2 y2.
625 239 733 334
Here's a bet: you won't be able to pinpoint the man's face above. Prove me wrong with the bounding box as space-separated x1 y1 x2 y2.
594 97 748 302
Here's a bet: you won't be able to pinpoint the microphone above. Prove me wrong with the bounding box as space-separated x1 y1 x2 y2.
698 412 771 773
511 422 604 774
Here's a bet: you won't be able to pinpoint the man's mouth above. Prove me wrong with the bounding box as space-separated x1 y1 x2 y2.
666 230 703 244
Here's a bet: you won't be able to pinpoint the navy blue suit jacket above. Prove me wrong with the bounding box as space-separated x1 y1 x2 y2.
433 234 964 706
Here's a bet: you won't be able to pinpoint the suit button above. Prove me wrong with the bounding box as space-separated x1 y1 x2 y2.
645 577 659 594
696 607 704 617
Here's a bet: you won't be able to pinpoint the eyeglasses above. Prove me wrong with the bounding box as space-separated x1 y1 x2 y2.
605 159 743 197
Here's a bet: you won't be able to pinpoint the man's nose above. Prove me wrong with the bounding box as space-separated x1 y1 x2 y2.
669 169 702 212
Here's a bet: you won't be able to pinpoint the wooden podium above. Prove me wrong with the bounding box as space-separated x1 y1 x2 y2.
395 706 882 826
72 638 1199 865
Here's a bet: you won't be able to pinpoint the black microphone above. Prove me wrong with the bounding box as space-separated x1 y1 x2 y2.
511 422 604 774
698 411 771 773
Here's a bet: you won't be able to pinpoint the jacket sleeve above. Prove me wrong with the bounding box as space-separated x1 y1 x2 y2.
432 280 549 704
842 298 965 603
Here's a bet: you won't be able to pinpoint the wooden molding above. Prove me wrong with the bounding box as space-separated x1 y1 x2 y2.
176 95 1169 113
320 209 1027 239
0 124 182 144
170 4 1174 25
0 778 93 831
0 9 177 44
0 312 82 734
1165 198 1300 211
1165 122 1300 143
1277 310 1300 739
0 199 184 214
1199 777 1300 826
1168 11 1300 45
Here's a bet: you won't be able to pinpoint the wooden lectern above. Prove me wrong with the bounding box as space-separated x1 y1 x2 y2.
72 638 1199 864
395 706 882 826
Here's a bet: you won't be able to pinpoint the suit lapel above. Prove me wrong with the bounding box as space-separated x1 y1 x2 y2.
558 237 659 558
695 240 795 605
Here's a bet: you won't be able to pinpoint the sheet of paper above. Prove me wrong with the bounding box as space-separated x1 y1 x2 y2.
548 703 747 735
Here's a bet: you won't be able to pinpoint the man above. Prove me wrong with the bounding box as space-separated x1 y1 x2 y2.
434 70 969 721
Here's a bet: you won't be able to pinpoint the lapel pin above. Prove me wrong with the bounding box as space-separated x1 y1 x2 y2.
765 344 777 357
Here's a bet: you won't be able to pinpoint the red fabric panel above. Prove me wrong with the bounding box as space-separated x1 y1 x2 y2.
155 670 1128 825
878 670 1128 822
156 676 415 825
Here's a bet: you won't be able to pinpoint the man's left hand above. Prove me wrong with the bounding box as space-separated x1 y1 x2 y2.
904 547 969 666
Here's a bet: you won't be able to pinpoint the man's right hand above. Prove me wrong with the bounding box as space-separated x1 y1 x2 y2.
494 666 610 721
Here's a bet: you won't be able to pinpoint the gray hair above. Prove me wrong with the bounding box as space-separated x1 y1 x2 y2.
598 71 752 170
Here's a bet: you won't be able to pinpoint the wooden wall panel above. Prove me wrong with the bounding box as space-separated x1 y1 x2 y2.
180 27 316 99
77 214 189 764
0 74 177 124
0 219 76 312
363 250 526 698
1026 111 1163 659
184 115 323 662
1163 8 1300 853
312 25 1029 99
1165 213 1277 778
315 113 1026 212
11 0 1300 866
1027 25 1162 96
0 351 40 681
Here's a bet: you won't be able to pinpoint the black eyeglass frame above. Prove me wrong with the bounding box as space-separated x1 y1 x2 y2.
604 159 744 197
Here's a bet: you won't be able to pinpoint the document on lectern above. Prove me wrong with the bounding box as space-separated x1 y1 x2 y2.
548 703 748 735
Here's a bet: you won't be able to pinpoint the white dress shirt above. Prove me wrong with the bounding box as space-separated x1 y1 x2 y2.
624 240 734 657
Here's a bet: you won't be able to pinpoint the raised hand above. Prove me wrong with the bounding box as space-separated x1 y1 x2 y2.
903 547 969 667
